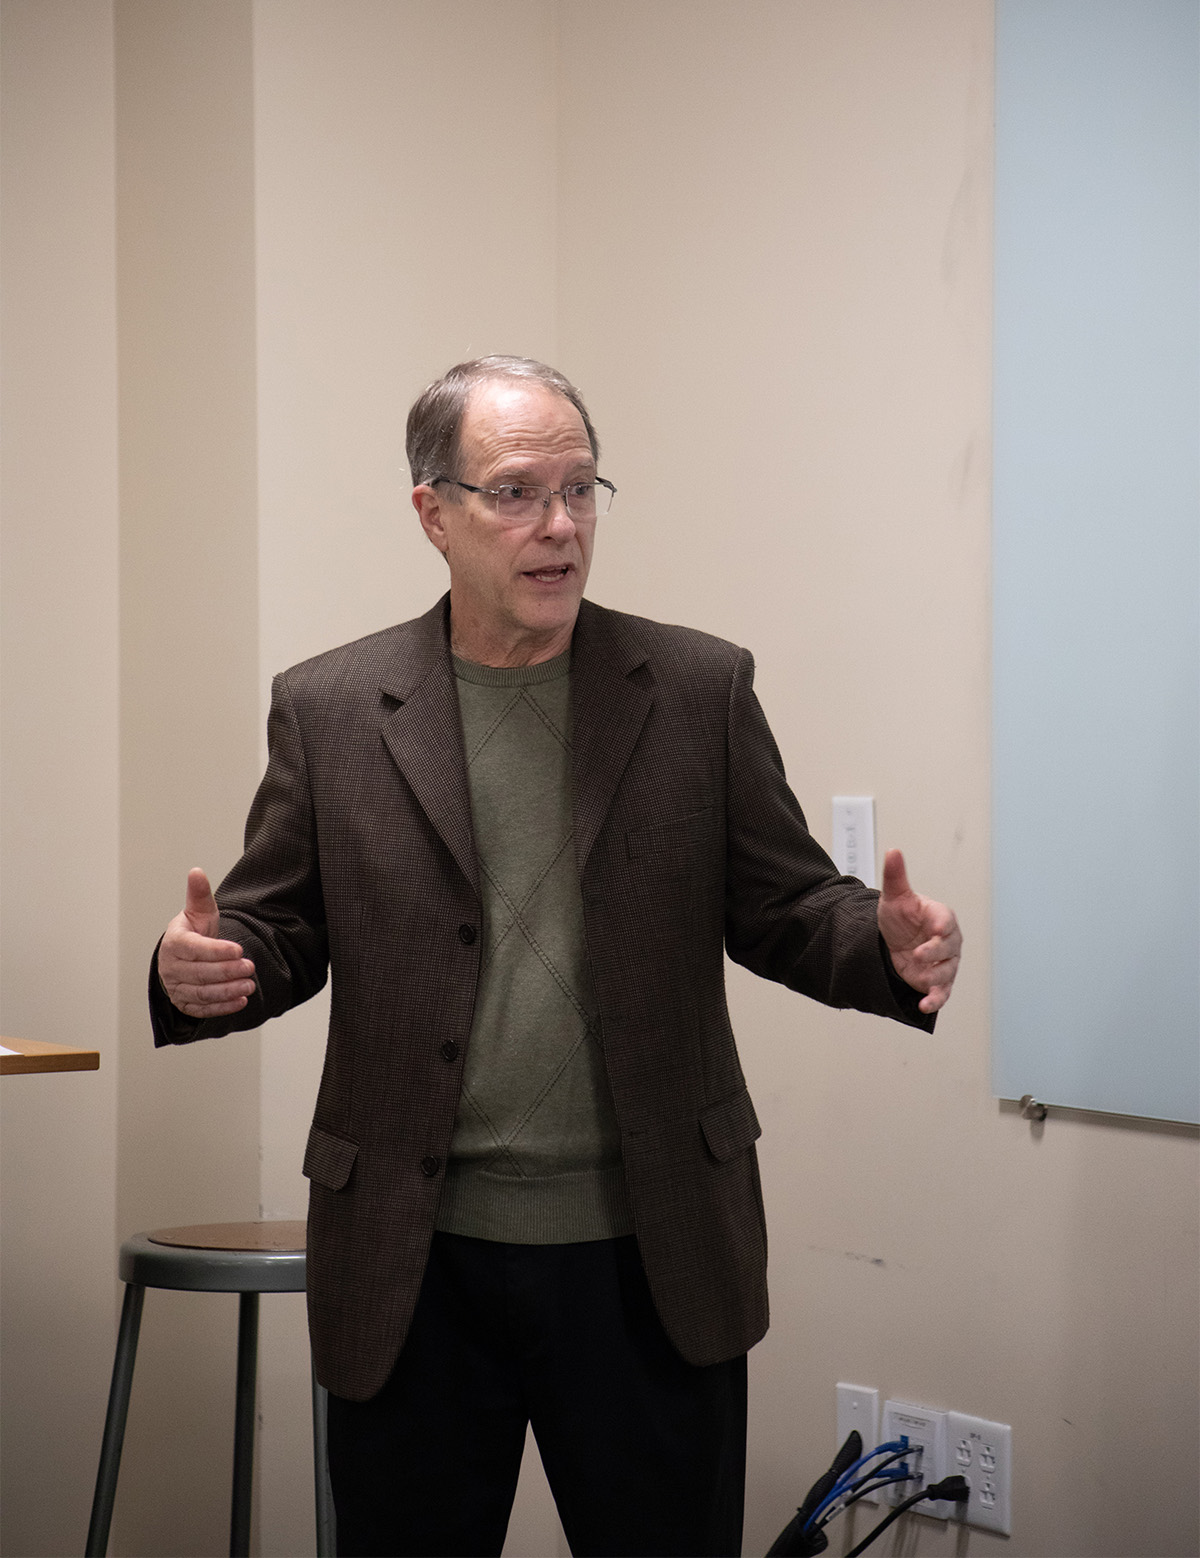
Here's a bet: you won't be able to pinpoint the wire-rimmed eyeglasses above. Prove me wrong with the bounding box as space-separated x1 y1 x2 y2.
433 477 616 524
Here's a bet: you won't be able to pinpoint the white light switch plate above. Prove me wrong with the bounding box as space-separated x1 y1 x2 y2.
832 796 877 887
836 1384 880 1502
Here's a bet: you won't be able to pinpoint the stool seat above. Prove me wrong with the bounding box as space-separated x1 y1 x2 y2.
88 1220 332 1558
119 1225 307 1292
149 1219 307 1250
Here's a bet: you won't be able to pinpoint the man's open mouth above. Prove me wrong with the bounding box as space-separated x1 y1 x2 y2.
524 566 570 581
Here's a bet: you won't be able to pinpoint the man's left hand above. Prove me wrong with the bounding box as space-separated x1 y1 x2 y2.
876 848 961 1014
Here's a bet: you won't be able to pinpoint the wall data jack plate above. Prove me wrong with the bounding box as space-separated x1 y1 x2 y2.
881 1400 951 1518
947 1412 1012 1536
835 1384 880 1503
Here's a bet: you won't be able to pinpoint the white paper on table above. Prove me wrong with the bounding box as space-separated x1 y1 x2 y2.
0 1045 21 1056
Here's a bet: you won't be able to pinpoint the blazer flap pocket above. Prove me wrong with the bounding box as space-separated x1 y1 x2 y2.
303 1123 358 1191
699 1087 762 1163
627 807 713 860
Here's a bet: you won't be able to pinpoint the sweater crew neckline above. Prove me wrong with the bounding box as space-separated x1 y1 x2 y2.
451 648 571 687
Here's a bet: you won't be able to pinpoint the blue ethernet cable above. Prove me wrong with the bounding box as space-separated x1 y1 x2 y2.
802 1439 912 1532
815 1466 916 1531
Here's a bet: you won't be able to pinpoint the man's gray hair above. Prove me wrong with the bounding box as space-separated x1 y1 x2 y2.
406 356 600 488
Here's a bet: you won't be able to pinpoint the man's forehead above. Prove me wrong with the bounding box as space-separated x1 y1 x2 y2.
461 378 591 463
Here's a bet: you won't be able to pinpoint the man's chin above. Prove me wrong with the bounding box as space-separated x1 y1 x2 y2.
509 594 583 652
516 575 583 618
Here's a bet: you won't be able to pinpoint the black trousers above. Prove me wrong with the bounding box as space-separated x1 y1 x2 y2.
326 1232 747 1558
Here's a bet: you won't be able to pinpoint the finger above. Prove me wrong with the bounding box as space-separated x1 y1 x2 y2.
174 976 257 1006
912 931 960 964
168 958 256 987
173 993 253 1018
913 922 961 964
919 973 957 1011
880 848 911 901
166 931 249 963
916 901 959 940
918 967 959 1013
906 953 959 985
184 867 219 933
896 954 958 997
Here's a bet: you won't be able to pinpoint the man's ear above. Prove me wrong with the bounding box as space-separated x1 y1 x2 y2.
412 484 450 557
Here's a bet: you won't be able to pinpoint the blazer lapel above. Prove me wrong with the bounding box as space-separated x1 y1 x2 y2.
378 598 479 896
374 595 652 891
571 600 654 874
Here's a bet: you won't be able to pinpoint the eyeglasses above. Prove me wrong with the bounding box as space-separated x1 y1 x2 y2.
433 477 616 524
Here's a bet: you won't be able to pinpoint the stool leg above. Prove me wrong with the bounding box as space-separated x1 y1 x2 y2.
86 1282 146 1558
311 1362 336 1558
229 1291 259 1558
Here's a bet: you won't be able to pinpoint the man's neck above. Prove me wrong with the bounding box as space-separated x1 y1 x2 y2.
448 615 576 669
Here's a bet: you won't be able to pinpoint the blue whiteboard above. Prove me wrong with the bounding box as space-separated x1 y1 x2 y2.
993 0 1199 1122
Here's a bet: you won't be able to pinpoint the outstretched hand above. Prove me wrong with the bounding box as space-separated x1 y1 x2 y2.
157 867 257 1019
876 848 961 1014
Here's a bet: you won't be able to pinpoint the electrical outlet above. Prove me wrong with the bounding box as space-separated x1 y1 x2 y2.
835 1384 880 1503
881 1400 951 1518
947 1412 1012 1536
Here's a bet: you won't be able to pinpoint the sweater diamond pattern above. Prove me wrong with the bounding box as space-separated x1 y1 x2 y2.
438 656 630 1243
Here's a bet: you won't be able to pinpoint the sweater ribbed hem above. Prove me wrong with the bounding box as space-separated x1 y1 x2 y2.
434 1163 635 1245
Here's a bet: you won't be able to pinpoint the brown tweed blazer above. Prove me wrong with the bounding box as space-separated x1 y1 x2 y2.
152 594 932 1401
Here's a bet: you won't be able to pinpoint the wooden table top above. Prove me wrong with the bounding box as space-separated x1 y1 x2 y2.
0 1037 101 1076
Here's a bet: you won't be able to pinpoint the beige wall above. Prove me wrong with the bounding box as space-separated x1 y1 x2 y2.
112 2 263 1552
1 5 119 1556
2 3 1196 1556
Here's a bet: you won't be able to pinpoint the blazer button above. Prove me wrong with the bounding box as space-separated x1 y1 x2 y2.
457 923 476 945
421 1155 441 1177
440 1039 459 1062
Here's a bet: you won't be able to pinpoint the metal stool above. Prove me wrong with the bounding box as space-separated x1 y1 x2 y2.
85 1221 334 1558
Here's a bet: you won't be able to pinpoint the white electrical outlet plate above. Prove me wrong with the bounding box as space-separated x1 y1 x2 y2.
836 1384 880 1503
881 1400 951 1518
947 1412 1012 1536
832 796 877 887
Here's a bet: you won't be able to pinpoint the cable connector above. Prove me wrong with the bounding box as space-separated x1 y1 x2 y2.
843 1473 971 1557
924 1476 969 1504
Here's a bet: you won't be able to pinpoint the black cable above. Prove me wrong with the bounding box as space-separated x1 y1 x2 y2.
836 1445 921 1499
842 1476 969 1558
801 1439 913 1533
813 1449 921 1532
819 1470 916 1527
766 1430 865 1556
792 1427 863 1528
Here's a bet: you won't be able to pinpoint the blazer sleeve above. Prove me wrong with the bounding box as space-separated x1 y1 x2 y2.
723 648 934 1031
151 671 330 1047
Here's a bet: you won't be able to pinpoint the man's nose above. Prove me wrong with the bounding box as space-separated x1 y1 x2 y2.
540 492 576 534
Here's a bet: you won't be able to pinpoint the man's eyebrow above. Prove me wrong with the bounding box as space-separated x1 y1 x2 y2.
494 463 596 484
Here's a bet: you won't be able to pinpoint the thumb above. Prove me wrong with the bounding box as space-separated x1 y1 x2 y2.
881 848 912 901
184 867 219 934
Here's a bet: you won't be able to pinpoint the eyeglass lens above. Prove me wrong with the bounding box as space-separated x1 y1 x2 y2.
494 483 612 522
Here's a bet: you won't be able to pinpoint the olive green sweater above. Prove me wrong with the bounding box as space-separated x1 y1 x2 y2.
434 649 634 1244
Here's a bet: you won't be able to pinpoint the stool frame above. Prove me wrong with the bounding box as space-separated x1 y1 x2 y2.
86 1231 334 1558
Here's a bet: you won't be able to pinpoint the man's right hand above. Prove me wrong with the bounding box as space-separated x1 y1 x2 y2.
158 867 257 1018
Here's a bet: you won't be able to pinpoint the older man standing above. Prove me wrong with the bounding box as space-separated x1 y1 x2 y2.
153 357 960 1557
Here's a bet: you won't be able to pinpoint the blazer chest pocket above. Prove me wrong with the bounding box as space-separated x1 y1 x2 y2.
627 806 713 861
699 1087 762 1163
303 1123 359 1191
